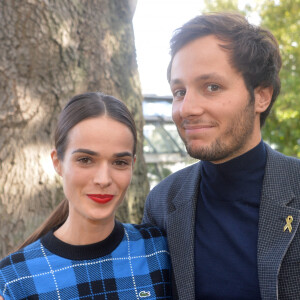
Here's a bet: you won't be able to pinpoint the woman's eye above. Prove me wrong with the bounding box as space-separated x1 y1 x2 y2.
207 84 220 92
78 157 92 164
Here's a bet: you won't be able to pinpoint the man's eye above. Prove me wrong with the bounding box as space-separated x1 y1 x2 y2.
207 84 220 92
114 160 129 167
173 90 186 97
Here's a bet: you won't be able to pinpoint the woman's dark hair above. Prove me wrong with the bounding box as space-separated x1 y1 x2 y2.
17 92 137 250
56 92 137 159
167 12 282 127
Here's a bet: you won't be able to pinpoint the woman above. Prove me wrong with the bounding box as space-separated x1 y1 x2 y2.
0 92 171 299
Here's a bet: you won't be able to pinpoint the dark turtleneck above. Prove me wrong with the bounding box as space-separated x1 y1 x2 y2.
195 141 266 300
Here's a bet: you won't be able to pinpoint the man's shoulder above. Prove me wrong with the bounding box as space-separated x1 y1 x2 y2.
143 162 200 225
265 143 300 170
150 161 201 193
265 144 300 193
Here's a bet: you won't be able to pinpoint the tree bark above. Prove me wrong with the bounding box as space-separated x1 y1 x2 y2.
0 0 148 258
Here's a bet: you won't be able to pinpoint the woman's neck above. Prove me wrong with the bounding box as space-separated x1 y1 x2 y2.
54 215 115 245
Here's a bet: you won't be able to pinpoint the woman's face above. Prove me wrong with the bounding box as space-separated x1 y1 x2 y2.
51 116 135 225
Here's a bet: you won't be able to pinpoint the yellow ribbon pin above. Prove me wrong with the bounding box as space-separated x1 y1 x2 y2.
283 215 293 233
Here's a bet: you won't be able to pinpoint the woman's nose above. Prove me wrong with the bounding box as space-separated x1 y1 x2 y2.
93 164 112 188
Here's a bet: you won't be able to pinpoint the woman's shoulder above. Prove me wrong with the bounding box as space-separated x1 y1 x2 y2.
0 239 41 270
119 222 170 266
114 224 172 298
121 223 169 253
0 240 42 297
122 223 167 239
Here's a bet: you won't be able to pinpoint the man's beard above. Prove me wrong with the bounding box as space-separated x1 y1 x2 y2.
181 98 256 162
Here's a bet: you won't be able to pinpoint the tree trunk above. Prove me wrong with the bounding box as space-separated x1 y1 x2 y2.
0 0 148 258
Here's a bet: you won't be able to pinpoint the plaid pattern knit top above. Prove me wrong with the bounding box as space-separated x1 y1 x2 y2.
0 222 171 299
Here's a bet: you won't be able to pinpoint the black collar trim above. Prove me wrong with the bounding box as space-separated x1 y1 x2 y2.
41 221 124 260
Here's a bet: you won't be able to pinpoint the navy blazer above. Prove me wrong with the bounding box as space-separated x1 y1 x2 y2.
143 144 300 300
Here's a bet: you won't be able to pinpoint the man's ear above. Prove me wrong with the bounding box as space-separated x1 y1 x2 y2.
51 149 62 176
254 86 273 113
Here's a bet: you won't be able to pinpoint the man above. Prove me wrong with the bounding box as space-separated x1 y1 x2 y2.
143 12 300 300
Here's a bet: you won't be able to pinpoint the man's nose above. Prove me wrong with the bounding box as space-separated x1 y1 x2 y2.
93 164 112 188
179 90 205 118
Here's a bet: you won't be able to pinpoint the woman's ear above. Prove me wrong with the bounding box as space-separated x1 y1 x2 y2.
51 149 62 176
132 155 136 167
254 86 273 113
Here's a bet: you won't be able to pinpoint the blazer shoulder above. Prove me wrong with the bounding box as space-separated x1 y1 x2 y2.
264 144 300 199
143 161 201 228
265 143 300 173
150 161 201 194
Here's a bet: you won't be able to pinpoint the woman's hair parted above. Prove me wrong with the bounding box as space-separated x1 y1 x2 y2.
55 92 137 160
16 92 137 251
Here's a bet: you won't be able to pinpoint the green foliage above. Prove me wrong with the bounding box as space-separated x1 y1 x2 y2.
203 0 300 157
259 0 300 157
203 0 239 12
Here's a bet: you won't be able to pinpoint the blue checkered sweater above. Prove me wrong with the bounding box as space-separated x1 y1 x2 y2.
0 222 171 299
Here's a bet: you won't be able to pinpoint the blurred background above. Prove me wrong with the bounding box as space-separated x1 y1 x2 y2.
0 0 299 257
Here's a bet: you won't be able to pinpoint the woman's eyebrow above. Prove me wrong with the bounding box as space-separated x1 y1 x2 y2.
72 149 133 158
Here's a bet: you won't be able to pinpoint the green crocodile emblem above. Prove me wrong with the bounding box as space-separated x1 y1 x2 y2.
139 290 151 297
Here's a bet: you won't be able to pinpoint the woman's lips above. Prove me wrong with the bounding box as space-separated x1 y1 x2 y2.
87 194 114 204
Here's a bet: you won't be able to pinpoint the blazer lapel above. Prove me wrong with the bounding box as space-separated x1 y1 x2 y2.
258 146 300 300
167 162 201 300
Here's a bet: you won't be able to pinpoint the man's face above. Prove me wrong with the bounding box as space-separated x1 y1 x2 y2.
170 35 263 164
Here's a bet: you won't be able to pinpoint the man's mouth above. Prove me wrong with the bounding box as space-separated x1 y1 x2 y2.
182 119 217 129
